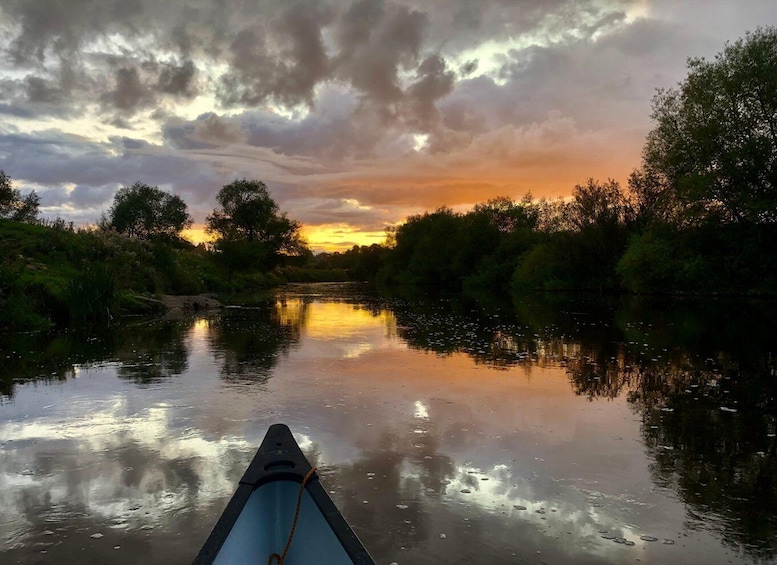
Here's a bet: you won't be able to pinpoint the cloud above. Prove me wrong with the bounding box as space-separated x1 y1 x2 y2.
107 66 152 111
157 60 198 97
0 0 773 245
0 129 223 221
218 2 334 108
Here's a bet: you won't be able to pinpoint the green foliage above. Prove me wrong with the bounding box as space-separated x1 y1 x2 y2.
617 228 699 293
0 219 234 329
642 26 777 225
379 207 467 289
0 170 39 223
511 239 573 292
315 244 389 281
107 181 192 240
62 264 118 325
0 255 49 329
207 179 308 269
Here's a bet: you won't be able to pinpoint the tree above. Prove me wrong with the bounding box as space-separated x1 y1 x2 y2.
107 182 192 240
561 179 634 290
470 195 541 234
565 178 632 233
379 207 467 289
206 179 307 269
0 170 40 223
642 27 777 224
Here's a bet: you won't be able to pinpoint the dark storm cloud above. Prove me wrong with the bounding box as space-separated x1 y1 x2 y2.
335 0 428 108
4 0 143 64
404 53 456 132
107 66 152 111
163 113 246 150
158 60 198 97
218 2 333 107
25 76 66 104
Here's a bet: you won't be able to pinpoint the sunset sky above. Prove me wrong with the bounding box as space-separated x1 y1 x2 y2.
0 0 774 251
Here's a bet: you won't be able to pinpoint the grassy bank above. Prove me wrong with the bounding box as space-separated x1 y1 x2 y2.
0 220 381 331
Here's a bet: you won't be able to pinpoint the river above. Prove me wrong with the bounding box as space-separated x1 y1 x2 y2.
1 283 775 564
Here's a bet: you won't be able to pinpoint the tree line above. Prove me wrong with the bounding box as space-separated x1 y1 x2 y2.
2 172 309 272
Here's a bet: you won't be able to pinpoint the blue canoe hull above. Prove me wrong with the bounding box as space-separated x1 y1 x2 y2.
194 424 374 565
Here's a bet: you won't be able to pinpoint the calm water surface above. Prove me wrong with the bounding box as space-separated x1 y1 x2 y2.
1 283 775 564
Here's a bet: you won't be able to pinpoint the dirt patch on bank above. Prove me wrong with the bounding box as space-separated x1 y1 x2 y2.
160 295 224 312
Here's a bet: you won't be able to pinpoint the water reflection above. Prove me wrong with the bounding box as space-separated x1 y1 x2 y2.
389 292 777 560
207 303 302 384
0 285 775 563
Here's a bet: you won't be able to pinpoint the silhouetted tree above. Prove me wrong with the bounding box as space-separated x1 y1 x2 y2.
206 179 307 270
642 27 777 225
107 182 192 240
0 170 39 223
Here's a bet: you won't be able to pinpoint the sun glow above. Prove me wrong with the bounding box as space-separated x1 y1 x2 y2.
302 224 387 253
181 226 213 246
181 224 386 253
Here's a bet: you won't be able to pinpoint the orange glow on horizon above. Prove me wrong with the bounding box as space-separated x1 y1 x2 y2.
182 224 387 253
181 226 213 246
301 224 387 253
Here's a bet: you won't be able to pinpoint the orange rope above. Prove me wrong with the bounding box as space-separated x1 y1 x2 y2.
267 466 318 565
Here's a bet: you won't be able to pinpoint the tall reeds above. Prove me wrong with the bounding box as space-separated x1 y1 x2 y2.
63 264 117 325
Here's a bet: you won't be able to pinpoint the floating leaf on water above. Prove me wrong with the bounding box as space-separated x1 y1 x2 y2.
513 505 527 510
640 536 658 542
460 489 471 494
601 534 616 540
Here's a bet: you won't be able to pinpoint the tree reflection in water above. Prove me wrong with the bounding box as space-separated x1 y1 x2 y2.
1 320 195 396
389 292 777 560
208 302 303 384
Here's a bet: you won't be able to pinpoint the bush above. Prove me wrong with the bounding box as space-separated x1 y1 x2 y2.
511 241 573 292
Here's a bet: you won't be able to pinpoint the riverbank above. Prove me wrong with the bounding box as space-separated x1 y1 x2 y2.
0 219 339 331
